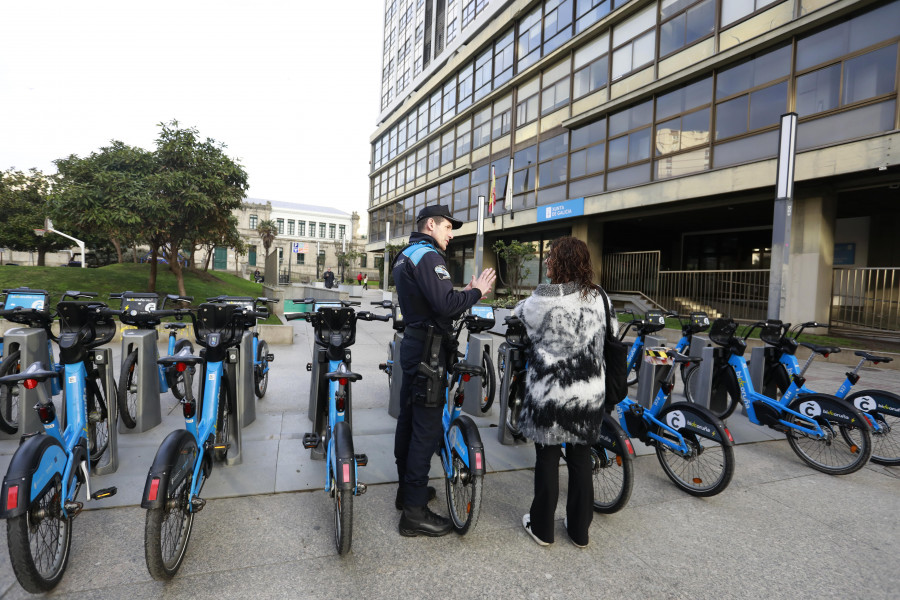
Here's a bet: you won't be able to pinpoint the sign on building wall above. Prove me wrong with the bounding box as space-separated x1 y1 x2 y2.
536 197 585 223
292 242 308 254
834 243 856 266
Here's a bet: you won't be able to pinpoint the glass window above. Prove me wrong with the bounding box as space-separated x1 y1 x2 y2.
441 131 455 166
576 0 611 34
571 118 606 149
339 225 346 240
309 221 316 238
747 80 787 131
541 78 570 115
249 214 258 229
429 90 442 130
473 106 491 149
276 218 284 234
458 62 474 112
319 223 326 238
570 144 605 178
517 6 542 71
609 100 652 137
659 0 714 57
721 0 781 28
612 30 656 80
417 102 429 136
795 64 841 116
288 220 295 236
573 34 609 99
329 224 336 239
428 138 440 171
655 108 710 155
474 48 492 100
298 221 306 237
516 76 540 126
494 29 515 87
442 79 457 121
492 94 512 139
797 2 900 71
416 146 427 178
797 100 896 151
842 44 897 106
656 77 712 121
716 45 791 99
539 133 568 159
544 0 574 54
456 119 472 158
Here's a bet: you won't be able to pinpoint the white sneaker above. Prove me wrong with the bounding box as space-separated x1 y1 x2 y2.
522 514 550 546
564 517 588 548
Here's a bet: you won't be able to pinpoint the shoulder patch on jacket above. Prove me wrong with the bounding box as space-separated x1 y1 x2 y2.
434 265 451 280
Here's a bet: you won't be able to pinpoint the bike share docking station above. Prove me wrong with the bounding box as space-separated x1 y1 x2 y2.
460 304 496 417
496 338 524 446
637 336 669 408
0 327 119 475
687 335 732 415
386 303 405 419
118 293 163 434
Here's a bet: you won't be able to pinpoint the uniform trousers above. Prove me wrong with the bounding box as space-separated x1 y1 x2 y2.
529 442 593 545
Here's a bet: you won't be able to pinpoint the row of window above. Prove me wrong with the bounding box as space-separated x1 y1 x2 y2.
248 215 347 239
374 0 800 165
369 1 900 241
373 0 899 205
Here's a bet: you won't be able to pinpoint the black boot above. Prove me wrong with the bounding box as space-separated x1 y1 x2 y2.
399 505 452 537
395 485 437 510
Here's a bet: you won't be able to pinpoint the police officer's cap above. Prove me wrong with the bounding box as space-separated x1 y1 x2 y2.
416 204 463 229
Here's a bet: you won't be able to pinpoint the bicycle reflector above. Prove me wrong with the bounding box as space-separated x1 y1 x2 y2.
462 374 471 382
6 485 18 511
336 396 345 413
176 362 187 373
147 478 160 502
182 399 196 419
339 377 348 386
23 378 39 390
36 402 56 424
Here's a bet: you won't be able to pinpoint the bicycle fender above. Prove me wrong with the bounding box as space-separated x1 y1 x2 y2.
845 389 900 418
142 429 197 510
449 415 484 475
332 421 356 491
1 434 66 519
664 402 733 445
787 394 871 430
597 414 635 458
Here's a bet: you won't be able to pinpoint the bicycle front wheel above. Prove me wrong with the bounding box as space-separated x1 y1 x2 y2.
786 395 872 475
504 372 524 437
0 350 22 433
254 341 269 398
86 377 110 463
7 472 72 593
117 351 138 429
333 479 353 555
214 382 231 462
592 414 634 513
144 436 197 580
654 403 735 497
480 350 495 413
445 420 483 534
845 390 900 466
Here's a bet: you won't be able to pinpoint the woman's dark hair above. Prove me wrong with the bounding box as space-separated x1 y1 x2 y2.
546 236 597 299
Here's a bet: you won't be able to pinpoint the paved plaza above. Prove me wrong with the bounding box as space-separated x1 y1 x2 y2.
2 288 899 599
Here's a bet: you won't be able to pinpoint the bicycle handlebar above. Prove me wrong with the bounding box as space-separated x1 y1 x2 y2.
357 311 391 322
62 290 98 300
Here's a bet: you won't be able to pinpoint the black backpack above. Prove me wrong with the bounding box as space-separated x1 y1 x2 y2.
597 286 628 409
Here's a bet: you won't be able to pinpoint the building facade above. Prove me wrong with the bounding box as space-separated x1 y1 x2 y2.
225 199 374 284
368 0 900 335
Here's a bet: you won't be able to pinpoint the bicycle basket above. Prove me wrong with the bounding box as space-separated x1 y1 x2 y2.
643 310 666 334
760 322 784 346
708 318 737 346
689 312 710 334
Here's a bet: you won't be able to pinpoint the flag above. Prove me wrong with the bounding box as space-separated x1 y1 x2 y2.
505 157 514 205
489 165 496 214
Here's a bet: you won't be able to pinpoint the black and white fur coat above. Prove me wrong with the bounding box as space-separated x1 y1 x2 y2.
513 282 616 446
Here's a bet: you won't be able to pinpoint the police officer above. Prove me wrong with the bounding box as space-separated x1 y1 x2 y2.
393 204 495 537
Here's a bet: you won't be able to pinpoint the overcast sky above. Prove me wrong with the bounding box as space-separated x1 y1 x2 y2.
0 1 384 232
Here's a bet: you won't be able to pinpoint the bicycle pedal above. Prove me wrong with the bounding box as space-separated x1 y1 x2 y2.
356 483 367 495
354 453 368 467
64 501 83 517
190 497 207 511
266 354 275 361
91 487 117 500
378 363 387 371
302 432 320 449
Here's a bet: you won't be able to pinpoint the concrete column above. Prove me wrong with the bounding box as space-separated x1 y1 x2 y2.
571 218 604 282
781 194 836 326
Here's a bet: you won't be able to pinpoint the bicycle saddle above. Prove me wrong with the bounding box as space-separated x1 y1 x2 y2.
799 342 840 356
854 350 893 363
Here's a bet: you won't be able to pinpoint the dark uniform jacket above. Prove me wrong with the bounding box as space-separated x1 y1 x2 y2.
392 232 481 334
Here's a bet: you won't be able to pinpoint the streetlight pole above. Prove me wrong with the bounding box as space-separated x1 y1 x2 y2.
768 113 798 320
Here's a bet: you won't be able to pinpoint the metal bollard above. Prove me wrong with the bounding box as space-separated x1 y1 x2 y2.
496 342 528 446
387 331 404 419
238 331 256 428
118 329 162 434
461 331 494 417
224 347 243 467
636 335 668 408
0 328 53 440
91 347 119 475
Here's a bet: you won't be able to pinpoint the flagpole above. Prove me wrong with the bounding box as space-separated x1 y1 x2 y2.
507 157 515 221
475 195 485 277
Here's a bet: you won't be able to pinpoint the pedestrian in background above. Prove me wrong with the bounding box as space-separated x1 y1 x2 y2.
358 272 363 285
363 274 368 290
514 236 615 549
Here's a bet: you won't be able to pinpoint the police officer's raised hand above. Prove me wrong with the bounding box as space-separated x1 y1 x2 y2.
465 268 496 297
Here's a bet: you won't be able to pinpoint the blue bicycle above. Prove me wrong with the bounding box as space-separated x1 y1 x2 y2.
619 309 667 386
140 300 265 579
704 318 872 475
288 299 389 553
206 295 276 398
757 320 900 466
0 295 120 592
614 348 735 496
500 315 635 513
113 292 195 428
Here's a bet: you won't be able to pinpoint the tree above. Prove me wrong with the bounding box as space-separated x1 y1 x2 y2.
0 169 72 265
257 219 278 257
333 241 364 284
151 120 249 296
493 239 537 305
51 142 156 264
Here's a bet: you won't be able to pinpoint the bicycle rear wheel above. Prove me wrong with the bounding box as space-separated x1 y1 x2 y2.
0 350 22 433
168 340 194 401
333 478 353 555
591 415 634 513
479 350 495 413
144 436 197 580
683 365 739 420
6 475 72 592
785 395 872 475
844 390 900 466
505 372 524 437
254 341 269 398
445 420 482 534
654 403 735 497
117 351 138 429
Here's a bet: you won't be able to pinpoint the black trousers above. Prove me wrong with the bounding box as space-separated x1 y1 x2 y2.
393 335 445 508
529 443 593 545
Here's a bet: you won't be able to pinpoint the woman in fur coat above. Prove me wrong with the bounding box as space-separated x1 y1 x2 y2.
515 236 615 548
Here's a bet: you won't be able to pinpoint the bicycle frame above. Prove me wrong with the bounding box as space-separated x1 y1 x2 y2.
440 372 482 478
184 359 224 507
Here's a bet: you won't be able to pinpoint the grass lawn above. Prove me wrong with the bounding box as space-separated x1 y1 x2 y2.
0 263 280 324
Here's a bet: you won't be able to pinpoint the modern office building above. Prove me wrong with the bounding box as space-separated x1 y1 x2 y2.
368 0 899 336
